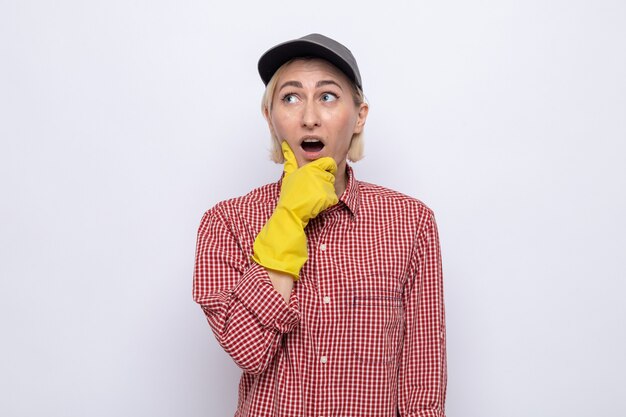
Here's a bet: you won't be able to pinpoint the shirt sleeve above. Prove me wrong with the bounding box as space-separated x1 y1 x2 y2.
398 212 447 417
192 205 300 375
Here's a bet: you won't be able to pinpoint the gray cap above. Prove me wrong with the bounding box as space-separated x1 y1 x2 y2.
258 33 362 90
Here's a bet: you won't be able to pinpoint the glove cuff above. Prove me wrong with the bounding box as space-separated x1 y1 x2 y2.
251 206 308 280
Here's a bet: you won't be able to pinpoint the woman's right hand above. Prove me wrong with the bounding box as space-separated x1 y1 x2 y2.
277 141 338 226
251 141 338 280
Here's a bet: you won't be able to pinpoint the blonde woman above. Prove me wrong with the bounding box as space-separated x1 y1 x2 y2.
193 33 447 417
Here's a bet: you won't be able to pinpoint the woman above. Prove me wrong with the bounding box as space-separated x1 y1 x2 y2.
193 33 447 417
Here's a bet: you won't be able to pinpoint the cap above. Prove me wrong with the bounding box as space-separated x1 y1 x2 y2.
258 33 362 90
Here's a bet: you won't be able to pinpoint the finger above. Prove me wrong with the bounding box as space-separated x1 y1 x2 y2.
281 141 298 177
310 156 337 175
319 170 336 185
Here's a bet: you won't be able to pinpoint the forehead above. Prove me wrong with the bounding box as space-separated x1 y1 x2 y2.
277 58 352 86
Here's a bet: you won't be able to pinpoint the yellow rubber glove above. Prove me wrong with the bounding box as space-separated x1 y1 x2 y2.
252 141 338 280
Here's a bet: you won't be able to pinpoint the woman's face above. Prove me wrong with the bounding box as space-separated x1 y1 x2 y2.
265 58 368 172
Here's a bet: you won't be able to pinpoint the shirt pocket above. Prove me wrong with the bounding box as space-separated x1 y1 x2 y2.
351 275 404 364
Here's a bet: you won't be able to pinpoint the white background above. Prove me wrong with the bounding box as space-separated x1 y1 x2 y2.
1 1 625 416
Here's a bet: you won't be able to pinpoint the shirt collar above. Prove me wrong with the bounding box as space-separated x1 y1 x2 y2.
337 164 359 218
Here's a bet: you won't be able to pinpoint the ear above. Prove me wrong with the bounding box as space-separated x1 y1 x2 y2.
353 102 369 134
263 104 270 122
263 105 276 137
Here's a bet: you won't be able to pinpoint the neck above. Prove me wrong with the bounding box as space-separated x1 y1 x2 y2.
335 163 348 197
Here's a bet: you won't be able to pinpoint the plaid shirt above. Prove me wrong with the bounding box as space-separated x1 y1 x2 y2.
193 166 447 417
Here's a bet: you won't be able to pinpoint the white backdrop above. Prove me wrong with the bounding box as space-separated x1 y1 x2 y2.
1 1 625 416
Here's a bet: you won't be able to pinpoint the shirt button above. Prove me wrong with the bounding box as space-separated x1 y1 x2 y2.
320 356 328 364
320 243 327 251
323 296 331 304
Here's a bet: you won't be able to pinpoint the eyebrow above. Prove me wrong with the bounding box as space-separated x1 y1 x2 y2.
316 80 343 90
278 79 344 92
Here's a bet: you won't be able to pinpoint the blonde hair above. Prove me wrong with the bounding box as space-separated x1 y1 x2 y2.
261 57 367 164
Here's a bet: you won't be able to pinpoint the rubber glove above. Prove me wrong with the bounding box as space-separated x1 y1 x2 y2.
252 141 338 280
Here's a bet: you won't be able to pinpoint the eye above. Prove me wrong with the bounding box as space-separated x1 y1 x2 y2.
281 93 299 104
321 92 338 102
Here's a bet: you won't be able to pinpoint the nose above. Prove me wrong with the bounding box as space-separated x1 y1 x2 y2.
301 102 321 129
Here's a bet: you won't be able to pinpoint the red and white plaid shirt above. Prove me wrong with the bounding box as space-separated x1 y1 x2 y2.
193 166 447 417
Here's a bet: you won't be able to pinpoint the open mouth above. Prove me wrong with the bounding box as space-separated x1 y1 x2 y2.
300 137 325 153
